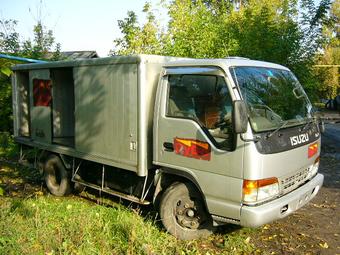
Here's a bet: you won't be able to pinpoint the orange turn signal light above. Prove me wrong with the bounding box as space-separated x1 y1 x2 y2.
243 177 278 195
308 142 318 158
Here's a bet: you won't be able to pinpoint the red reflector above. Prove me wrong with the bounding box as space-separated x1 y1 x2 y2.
308 143 318 158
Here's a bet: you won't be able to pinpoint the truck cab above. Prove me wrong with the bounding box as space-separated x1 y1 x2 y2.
153 57 323 239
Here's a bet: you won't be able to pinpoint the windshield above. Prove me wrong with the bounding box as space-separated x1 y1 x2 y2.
230 66 312 133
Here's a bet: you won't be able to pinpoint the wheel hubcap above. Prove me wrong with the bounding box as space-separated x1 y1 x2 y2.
175 198 201 229
187 209 194 217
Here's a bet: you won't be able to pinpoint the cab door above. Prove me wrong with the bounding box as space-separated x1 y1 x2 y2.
153 67 245 219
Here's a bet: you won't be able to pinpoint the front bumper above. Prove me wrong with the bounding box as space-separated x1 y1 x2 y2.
240 173 324 227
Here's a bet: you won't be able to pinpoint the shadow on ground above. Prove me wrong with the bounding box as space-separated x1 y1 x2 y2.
0 161 45 198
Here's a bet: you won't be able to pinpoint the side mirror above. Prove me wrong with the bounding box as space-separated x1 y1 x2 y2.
233 100 248 134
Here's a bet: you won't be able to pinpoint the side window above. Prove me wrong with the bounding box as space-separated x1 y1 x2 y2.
167 74 234 150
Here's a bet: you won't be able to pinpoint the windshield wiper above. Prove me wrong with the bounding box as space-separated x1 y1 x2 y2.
301 117 315 131
266 121 289 139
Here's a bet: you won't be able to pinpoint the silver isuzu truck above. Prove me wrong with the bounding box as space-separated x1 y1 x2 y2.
11 55 323 239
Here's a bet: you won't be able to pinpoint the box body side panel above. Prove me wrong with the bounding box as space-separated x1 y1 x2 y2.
12 55 172 174
74 64 138 170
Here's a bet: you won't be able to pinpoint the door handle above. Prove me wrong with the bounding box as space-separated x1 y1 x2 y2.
163 142 174 152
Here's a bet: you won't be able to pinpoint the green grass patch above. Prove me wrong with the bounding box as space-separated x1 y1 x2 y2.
0 162 257 254
0 196 174 254
0 194 256 254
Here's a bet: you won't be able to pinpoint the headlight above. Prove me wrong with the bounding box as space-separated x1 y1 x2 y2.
243 177 279 204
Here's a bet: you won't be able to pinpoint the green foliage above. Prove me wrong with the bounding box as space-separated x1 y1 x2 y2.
0 61 14 133
0 18 62 134
225 0 299 64
0 66 11 77
313 0 340 99
165 0 230 58
0 20 20 53
112 0 335 102
20 22 62 60
0 163 256 254
0 194 256 254
1 19 61 60
111 4 165 55
0 132 18 159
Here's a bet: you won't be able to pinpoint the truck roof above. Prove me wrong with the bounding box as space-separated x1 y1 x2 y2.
164 57 290 71
11 54 289 71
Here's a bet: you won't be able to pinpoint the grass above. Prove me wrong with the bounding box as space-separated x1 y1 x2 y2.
0 195 256 255
0 196 171 254
0 163 257 255
0 135 257 254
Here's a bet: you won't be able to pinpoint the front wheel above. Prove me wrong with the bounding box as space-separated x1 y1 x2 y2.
160 182 215 240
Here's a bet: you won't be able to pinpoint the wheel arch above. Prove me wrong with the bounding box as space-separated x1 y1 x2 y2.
153 167 209 212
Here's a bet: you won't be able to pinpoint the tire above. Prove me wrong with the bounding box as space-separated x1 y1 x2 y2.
44 154 72 196
159 182 215 240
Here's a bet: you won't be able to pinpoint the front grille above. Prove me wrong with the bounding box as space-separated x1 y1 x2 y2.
280 167 311 194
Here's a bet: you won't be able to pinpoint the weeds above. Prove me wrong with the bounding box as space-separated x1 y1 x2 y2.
0 196 174 254
0 132 18 159
0 162 256 255
0 191 256 255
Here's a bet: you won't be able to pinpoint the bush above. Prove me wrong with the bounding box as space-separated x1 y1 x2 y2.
0 132 18 159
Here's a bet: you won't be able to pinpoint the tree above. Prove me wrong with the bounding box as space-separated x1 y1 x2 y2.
20 21 62 60
165 0 233 58
112 0 334 101
0 18 61 60
0 19 20 54
0 18 62 132
0 59 14 132
313 0 340 99
112 3 165 55
112 0 236 57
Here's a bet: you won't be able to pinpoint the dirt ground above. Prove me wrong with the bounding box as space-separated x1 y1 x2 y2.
1 122 339 255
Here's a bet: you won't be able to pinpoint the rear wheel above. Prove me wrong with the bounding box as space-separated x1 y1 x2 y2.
160 182 215 240
44 154 72 196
